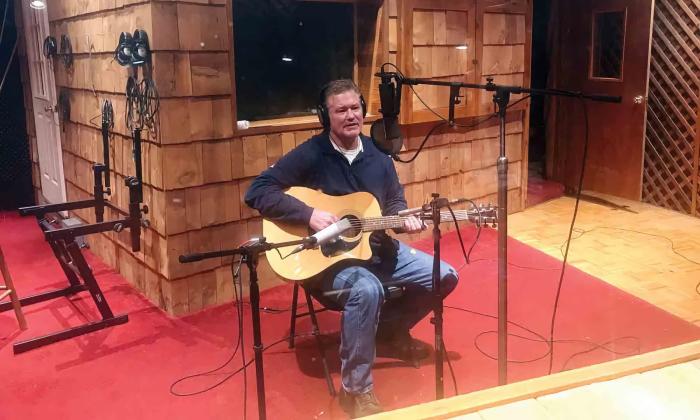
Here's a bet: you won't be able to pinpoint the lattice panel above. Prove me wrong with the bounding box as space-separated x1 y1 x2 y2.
642 0 700 216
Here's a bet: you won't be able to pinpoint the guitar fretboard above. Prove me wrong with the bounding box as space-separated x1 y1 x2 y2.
357 210 485 232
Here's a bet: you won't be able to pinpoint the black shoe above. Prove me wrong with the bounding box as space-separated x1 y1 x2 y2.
376 329 430 365
339 388 382 418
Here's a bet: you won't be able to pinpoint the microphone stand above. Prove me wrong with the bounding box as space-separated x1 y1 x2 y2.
406 194 464 399
179 236 312 420
383 71 621 387
429 193 445 399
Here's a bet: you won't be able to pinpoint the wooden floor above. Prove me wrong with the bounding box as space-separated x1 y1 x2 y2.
369 193 700 419
450 360 700 419
508 193 700 327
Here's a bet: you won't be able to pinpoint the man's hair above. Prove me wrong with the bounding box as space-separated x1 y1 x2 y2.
320 79 361 106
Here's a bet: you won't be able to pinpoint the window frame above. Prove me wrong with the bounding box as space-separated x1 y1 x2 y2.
588 7 628 82
229 0 384 135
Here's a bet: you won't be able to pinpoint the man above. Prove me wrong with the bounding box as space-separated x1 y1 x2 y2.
245 79 458 417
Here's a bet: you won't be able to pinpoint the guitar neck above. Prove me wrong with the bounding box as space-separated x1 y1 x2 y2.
359 210 478 232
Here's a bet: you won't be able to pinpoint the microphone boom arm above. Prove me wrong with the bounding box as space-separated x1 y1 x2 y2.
374 67 622 390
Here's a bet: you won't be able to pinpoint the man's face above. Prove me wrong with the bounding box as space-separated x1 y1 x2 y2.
326 90 364 144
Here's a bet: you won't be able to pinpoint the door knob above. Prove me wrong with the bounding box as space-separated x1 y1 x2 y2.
44 104 55 112
633 95 645 104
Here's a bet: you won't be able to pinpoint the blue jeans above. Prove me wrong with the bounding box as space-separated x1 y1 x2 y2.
310 241 458 394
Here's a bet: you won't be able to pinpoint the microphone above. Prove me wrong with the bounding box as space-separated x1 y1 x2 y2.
288 219 352 256
371 70 404 157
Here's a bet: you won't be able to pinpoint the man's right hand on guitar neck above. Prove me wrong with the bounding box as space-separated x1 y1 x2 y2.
310 209 339 232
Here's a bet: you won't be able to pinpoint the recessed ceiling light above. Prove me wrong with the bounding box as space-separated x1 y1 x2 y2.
30 0 46 9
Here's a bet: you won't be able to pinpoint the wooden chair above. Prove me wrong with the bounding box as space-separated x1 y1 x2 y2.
0 246 28 330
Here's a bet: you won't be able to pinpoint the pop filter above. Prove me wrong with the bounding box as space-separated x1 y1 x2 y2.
370 118 403 156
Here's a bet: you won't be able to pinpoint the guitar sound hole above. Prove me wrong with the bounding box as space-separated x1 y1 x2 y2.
341 215 361 239
319 215 361 257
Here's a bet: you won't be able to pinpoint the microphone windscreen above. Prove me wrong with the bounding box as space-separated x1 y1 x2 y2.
370 119 403 156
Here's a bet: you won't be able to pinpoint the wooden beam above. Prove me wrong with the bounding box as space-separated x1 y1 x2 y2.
366 340 700 420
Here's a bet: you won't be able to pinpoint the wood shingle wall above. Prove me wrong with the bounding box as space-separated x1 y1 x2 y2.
18 0 532 315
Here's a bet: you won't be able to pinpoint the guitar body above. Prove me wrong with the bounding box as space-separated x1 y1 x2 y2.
263 187 382 281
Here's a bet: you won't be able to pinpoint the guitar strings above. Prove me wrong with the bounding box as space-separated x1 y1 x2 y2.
341 210 492 231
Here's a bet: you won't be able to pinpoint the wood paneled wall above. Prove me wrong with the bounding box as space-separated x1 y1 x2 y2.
36 0 241 315
19 0 532 316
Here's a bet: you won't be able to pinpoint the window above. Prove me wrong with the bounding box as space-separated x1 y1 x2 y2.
591 10 626 80
233 0 355 122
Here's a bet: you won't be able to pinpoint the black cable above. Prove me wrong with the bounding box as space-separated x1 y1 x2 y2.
377 63 529 273
379 63 623 377
170 258 245 397
125 76 140 131
395 120 449 163
139 78 160 130
468 257 559 271
446 305 641 370
125 74 160 133
261 303 306 314
562 225 700 297
546 96 589 375
379 62 532 131
383 63 530 164
450 200 485 269
437 95 635 374
559 336 640 372
447 305 551 362
170 332 317 397
562 226 700 267
169 257 320 400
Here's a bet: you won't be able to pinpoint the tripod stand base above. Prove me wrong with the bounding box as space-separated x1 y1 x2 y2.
13 314 128 354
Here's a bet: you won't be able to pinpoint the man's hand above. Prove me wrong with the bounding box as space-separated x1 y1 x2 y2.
402 215 425 233
309 209 339 232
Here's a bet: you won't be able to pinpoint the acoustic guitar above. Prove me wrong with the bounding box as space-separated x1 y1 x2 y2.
262 187 497 281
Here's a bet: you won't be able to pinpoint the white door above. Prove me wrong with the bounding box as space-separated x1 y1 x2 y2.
22 3 66 204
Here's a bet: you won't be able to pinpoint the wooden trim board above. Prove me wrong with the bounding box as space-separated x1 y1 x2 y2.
366 339 700 419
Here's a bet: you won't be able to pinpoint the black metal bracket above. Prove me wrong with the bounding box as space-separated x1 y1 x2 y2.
7 127 148 352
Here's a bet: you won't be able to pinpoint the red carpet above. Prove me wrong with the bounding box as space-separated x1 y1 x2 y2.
526 175 565 207
2 212 699 419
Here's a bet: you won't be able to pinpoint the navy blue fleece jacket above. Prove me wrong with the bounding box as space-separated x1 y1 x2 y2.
244 133 408 224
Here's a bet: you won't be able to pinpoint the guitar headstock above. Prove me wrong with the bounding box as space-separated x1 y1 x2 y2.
467 204 498 227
